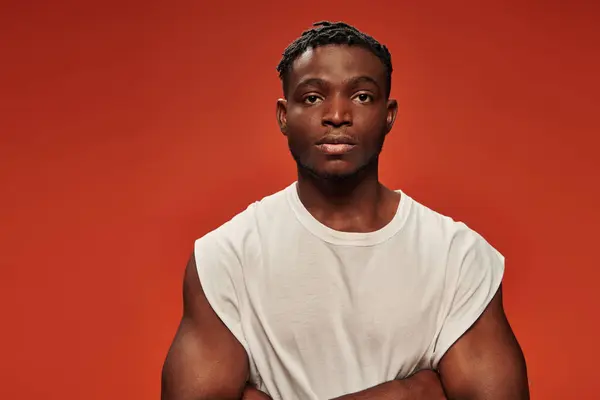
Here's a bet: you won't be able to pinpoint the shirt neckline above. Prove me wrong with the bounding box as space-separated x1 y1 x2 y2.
285 181 411 246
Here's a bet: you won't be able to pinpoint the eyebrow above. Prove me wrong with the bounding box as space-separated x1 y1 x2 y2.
295 75 381 90
345 76 380 88
296 77 328 89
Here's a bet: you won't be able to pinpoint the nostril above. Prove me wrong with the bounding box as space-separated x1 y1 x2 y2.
322 119 352 128
325 122 351 128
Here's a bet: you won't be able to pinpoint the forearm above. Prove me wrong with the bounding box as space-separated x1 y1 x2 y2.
330 380 407 400
330 370 447 400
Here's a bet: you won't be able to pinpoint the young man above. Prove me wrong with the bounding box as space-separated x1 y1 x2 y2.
161 21 529 400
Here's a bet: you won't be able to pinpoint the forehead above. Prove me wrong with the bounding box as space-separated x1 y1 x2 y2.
288 45 386 85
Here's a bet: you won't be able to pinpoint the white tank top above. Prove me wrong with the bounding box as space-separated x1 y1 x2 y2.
194 182 504 400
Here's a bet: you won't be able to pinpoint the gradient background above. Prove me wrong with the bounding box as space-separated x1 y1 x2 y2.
1 1 599 399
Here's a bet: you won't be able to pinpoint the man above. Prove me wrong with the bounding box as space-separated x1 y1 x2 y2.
161 21 529 400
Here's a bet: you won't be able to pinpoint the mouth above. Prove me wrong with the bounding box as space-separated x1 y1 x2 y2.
315 135 357 155
316 143 356 155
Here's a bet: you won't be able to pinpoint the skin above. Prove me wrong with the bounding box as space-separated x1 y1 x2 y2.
276 45 400 234
161 43 530 400
161 255 250 400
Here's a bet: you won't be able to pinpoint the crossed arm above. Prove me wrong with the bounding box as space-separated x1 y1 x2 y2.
331 285 530 400
161 255 529 400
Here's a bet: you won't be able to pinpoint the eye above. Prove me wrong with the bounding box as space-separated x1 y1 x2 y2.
304 95 323 105
354 93 373 104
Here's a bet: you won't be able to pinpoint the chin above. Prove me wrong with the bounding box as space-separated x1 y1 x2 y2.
293 152 371 181
308 164 363 181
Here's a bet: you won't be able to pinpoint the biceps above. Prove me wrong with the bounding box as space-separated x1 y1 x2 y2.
161 317 249 400
438 289 529 400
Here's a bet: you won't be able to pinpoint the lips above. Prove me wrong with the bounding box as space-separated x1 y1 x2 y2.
315 135 357 155
316 143 356 155
315 134 356 146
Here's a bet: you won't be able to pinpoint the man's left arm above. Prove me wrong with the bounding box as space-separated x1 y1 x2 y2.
437 284 530 400
330 284 529 400
333 230 530 400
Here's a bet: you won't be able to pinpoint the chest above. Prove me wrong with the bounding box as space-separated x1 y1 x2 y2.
243 236 444 375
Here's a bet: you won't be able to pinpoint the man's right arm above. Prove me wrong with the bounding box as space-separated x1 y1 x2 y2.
161 253 250 400
330 370 446 400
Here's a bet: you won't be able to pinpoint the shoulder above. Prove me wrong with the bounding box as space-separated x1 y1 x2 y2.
194 183 292 258
400 191 503 262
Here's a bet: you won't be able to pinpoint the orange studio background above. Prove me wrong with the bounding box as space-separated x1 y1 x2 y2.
1 1 599 399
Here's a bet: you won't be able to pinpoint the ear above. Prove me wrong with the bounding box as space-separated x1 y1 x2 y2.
385 99 398 134
276 98 288 136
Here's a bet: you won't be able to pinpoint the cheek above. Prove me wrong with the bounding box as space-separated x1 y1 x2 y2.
354 111 387 137
290 109 317 126
287 109 321 137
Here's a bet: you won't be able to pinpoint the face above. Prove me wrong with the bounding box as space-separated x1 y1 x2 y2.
276 45 398 180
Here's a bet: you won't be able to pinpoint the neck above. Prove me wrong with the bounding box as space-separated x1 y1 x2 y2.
295 162 397 233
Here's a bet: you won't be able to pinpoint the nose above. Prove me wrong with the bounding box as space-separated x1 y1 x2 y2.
322 95 352 128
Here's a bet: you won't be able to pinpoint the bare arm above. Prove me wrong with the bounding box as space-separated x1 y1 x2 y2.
161 254 250 400
330 371 446 400
438 285 529 400
331 286 528 400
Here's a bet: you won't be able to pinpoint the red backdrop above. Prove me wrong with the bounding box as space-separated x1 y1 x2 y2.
1 1 599 399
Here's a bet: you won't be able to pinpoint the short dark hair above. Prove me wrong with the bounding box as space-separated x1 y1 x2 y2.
276 21 393 98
